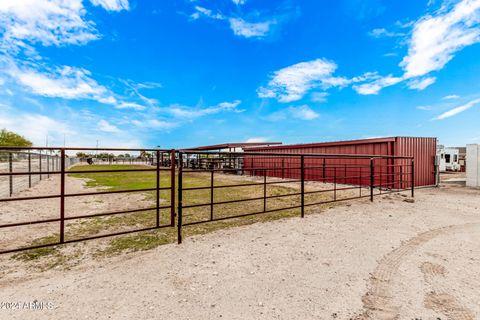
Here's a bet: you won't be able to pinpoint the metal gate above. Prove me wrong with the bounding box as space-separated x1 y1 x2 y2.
176 151 414 243
0 147 175 254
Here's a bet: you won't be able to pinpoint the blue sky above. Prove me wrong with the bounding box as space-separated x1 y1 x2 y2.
0 0 479 149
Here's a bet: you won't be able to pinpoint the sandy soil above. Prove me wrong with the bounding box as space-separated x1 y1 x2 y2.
0 181 479 319
0 174 153 251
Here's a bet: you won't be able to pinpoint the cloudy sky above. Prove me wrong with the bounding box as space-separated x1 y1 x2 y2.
0 0 480 148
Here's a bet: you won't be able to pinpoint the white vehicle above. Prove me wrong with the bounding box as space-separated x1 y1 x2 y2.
437 146 460 172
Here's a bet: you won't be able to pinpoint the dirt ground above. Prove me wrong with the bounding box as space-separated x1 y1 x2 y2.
0 180 479 319
0 175 153 251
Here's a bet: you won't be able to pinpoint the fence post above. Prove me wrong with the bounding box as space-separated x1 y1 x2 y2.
411 159 415 198
263 168 267 212
177 152 183 244
370 158 374 202
210 168 214 220
334 167 337 201
400 165 403 190
28 151 32 188
8 152 13 197
47 151 50 179
322 158 326 183
156 150 160 228
39 150 42 181
359 167 362 197
300 155 305 218
60 149 65 243
170 150 176 227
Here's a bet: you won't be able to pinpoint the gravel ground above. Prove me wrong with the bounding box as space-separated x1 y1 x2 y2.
0 183 479 320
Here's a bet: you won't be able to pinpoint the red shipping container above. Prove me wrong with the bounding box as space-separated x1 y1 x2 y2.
244 137 436 187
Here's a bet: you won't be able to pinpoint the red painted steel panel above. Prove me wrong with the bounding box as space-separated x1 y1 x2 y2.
245 136 436 187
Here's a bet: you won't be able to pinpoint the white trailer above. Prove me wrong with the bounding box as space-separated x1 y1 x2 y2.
466 144 480 188
437 146 460 172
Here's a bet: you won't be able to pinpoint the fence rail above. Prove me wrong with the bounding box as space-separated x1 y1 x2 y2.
0 147 415 254
175 151 414 243
0 147 175 254
0 150 80 198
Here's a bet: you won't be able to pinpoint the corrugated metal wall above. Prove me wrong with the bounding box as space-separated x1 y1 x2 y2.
394 137 437 187
244 137 436 187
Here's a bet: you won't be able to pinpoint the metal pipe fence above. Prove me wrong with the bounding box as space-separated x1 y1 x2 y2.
0 150 80 198
175 151 414 243
0 147 414 254
0 147 175 254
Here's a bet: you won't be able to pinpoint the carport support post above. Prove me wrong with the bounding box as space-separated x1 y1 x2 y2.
177 152 183 244
411 159 415 198
370 158 374 202
300 155 305 218
60 149 65 243
156 150 160 228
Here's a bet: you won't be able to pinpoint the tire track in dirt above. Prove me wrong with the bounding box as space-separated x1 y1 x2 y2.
421 262 474 320
355 223 479 320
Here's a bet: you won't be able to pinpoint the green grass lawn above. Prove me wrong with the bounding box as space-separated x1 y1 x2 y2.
15 164 333 263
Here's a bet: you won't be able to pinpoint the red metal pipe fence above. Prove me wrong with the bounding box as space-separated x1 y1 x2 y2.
1 147 415 253
0 147 176 254
175 151 414 243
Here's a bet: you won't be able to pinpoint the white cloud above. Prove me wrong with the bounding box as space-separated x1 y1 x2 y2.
407 76 436 90
192 6 224 20
400 0 480 78
131 119 177 130
9 63 114 103
352 75 403 95
434 98 480 120
165 100 242 119
292 105 319 120
359 0 480 95
416 105 432 110
116 102 146 111
232 0 247 5
311 92 329 103
229 18 272 38
245 137 267 143
90 0 129 11
0 109 75 146
369 28 405 38
267 105 319 121
442 94 460 100
98 119 120 133
0 0 98 50
258 59 351 102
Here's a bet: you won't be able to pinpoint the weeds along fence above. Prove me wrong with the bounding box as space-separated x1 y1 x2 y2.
0 147 414 254
0 150 79 198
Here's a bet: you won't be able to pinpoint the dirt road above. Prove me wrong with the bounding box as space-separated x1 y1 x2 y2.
0 184 479 319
